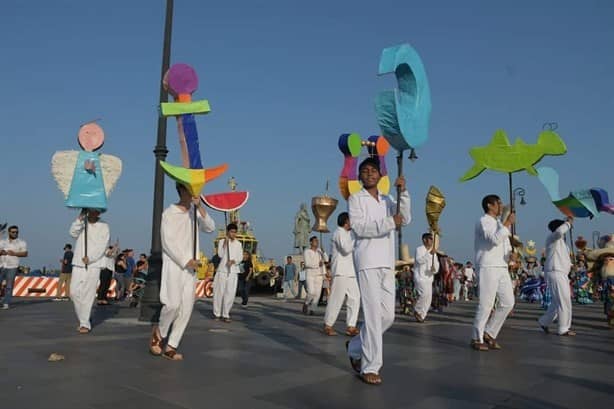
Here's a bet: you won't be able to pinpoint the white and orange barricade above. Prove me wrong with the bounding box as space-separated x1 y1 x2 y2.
10 276 213 299
12 276 118 298
195 278 214 298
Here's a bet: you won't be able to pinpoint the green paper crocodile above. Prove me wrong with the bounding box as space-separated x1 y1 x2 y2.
460 129 567 182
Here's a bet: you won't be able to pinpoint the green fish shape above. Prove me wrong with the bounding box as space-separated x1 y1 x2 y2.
460 129 567 182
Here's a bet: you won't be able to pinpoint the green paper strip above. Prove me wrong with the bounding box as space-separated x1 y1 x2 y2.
161 100 211 116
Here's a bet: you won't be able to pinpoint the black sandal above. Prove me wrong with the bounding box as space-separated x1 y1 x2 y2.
345 341 361 373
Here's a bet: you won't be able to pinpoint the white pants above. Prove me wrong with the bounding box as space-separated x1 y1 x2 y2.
71 266 100 330
453 279 461 300
305 273 324 312
538 270 572 334
414 276 434 319
348 268 395 375
213 272 238 318
324 276 360 327
159 268 196 349
472 267 514 342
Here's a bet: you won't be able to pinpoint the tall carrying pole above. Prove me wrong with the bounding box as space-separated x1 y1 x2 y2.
396 151 404 257
508 172 515 237
140 0 174 322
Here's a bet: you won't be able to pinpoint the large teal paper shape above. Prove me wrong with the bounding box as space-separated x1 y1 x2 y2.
375 44 432 151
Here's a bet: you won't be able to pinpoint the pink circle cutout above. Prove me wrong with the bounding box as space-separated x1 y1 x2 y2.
78 123 105 152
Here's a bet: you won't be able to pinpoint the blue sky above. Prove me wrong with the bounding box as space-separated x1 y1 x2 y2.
1 0 613 270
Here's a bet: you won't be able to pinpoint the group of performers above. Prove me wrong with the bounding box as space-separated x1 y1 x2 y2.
55 152 612 384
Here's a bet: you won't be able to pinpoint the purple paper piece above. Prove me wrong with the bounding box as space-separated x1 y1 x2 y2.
167 63 199 95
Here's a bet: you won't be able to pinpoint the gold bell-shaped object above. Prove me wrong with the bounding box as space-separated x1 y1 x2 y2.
311 195 338 233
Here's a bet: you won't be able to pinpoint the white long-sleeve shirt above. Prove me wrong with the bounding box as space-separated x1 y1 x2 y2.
415 244 439 279
70 218 110 269
216 238 243 274
330 227 356 278
161 204 215 272
544 222 572 273
303 247 327 276
349 188 411 271
474 214 511 268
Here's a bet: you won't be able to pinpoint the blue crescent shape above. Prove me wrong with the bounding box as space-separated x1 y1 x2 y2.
375 44 432 151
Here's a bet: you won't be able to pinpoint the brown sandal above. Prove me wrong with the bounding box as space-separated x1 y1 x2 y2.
560 330 577 337
78 327 90 334
360 372 382 385
483 333 501 350
162 347 184 361
149 328 163 356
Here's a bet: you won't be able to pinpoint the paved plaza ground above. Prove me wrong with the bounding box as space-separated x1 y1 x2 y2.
1 296 613 409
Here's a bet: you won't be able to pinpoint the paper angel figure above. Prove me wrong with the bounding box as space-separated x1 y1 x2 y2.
51 122 122 210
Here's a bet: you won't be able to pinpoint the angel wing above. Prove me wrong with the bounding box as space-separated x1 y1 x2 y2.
51 151 78 198
100 154 122 196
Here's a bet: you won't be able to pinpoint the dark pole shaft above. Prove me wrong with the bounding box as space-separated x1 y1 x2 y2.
396 152 404 258
193 206 197 260
140 0 173 323
508 173 515 237
84 210 88 270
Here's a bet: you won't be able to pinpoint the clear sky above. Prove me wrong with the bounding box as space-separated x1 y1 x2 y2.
1 0 613 270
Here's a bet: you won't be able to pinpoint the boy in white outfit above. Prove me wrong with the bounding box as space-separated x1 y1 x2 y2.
323 212 360 337
471 194 515 351
150 183 215 360
538 217 576 336
213 223 243 322
69 209 110 333
302 236 328 315
413 233 439 323
347 157 411 385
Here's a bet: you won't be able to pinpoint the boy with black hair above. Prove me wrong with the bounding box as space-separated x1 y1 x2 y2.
538 217 576 336
213 223 243 322
347 157 410 385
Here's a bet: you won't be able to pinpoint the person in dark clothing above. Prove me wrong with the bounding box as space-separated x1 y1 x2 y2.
97 244 118 305
129 260 148 308
56 244 73 300
238 251 254 306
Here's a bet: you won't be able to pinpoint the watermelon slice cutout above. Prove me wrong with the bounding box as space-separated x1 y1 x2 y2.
201 191 249 212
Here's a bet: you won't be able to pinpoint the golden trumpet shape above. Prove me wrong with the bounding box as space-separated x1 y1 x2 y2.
426 186 446 234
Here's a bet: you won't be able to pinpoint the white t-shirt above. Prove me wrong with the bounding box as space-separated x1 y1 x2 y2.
464 267 475 281
0 238 27 269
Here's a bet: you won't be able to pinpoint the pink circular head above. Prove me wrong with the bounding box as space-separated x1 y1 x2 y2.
78 122 105 152
166 63 199 96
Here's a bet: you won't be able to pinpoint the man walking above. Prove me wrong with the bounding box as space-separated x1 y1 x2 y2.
323 212 360 336
471 195 515 351
56 244 73 300
462 261 475 301
538 217 576 336
149 183 215 360
302 236 327 315
347 157 411 385
238 250 253 306
0 225 28 309
413 233 439 323
296 262 307 299
69 210 110 332
213 223 243 322
282 256 297 300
